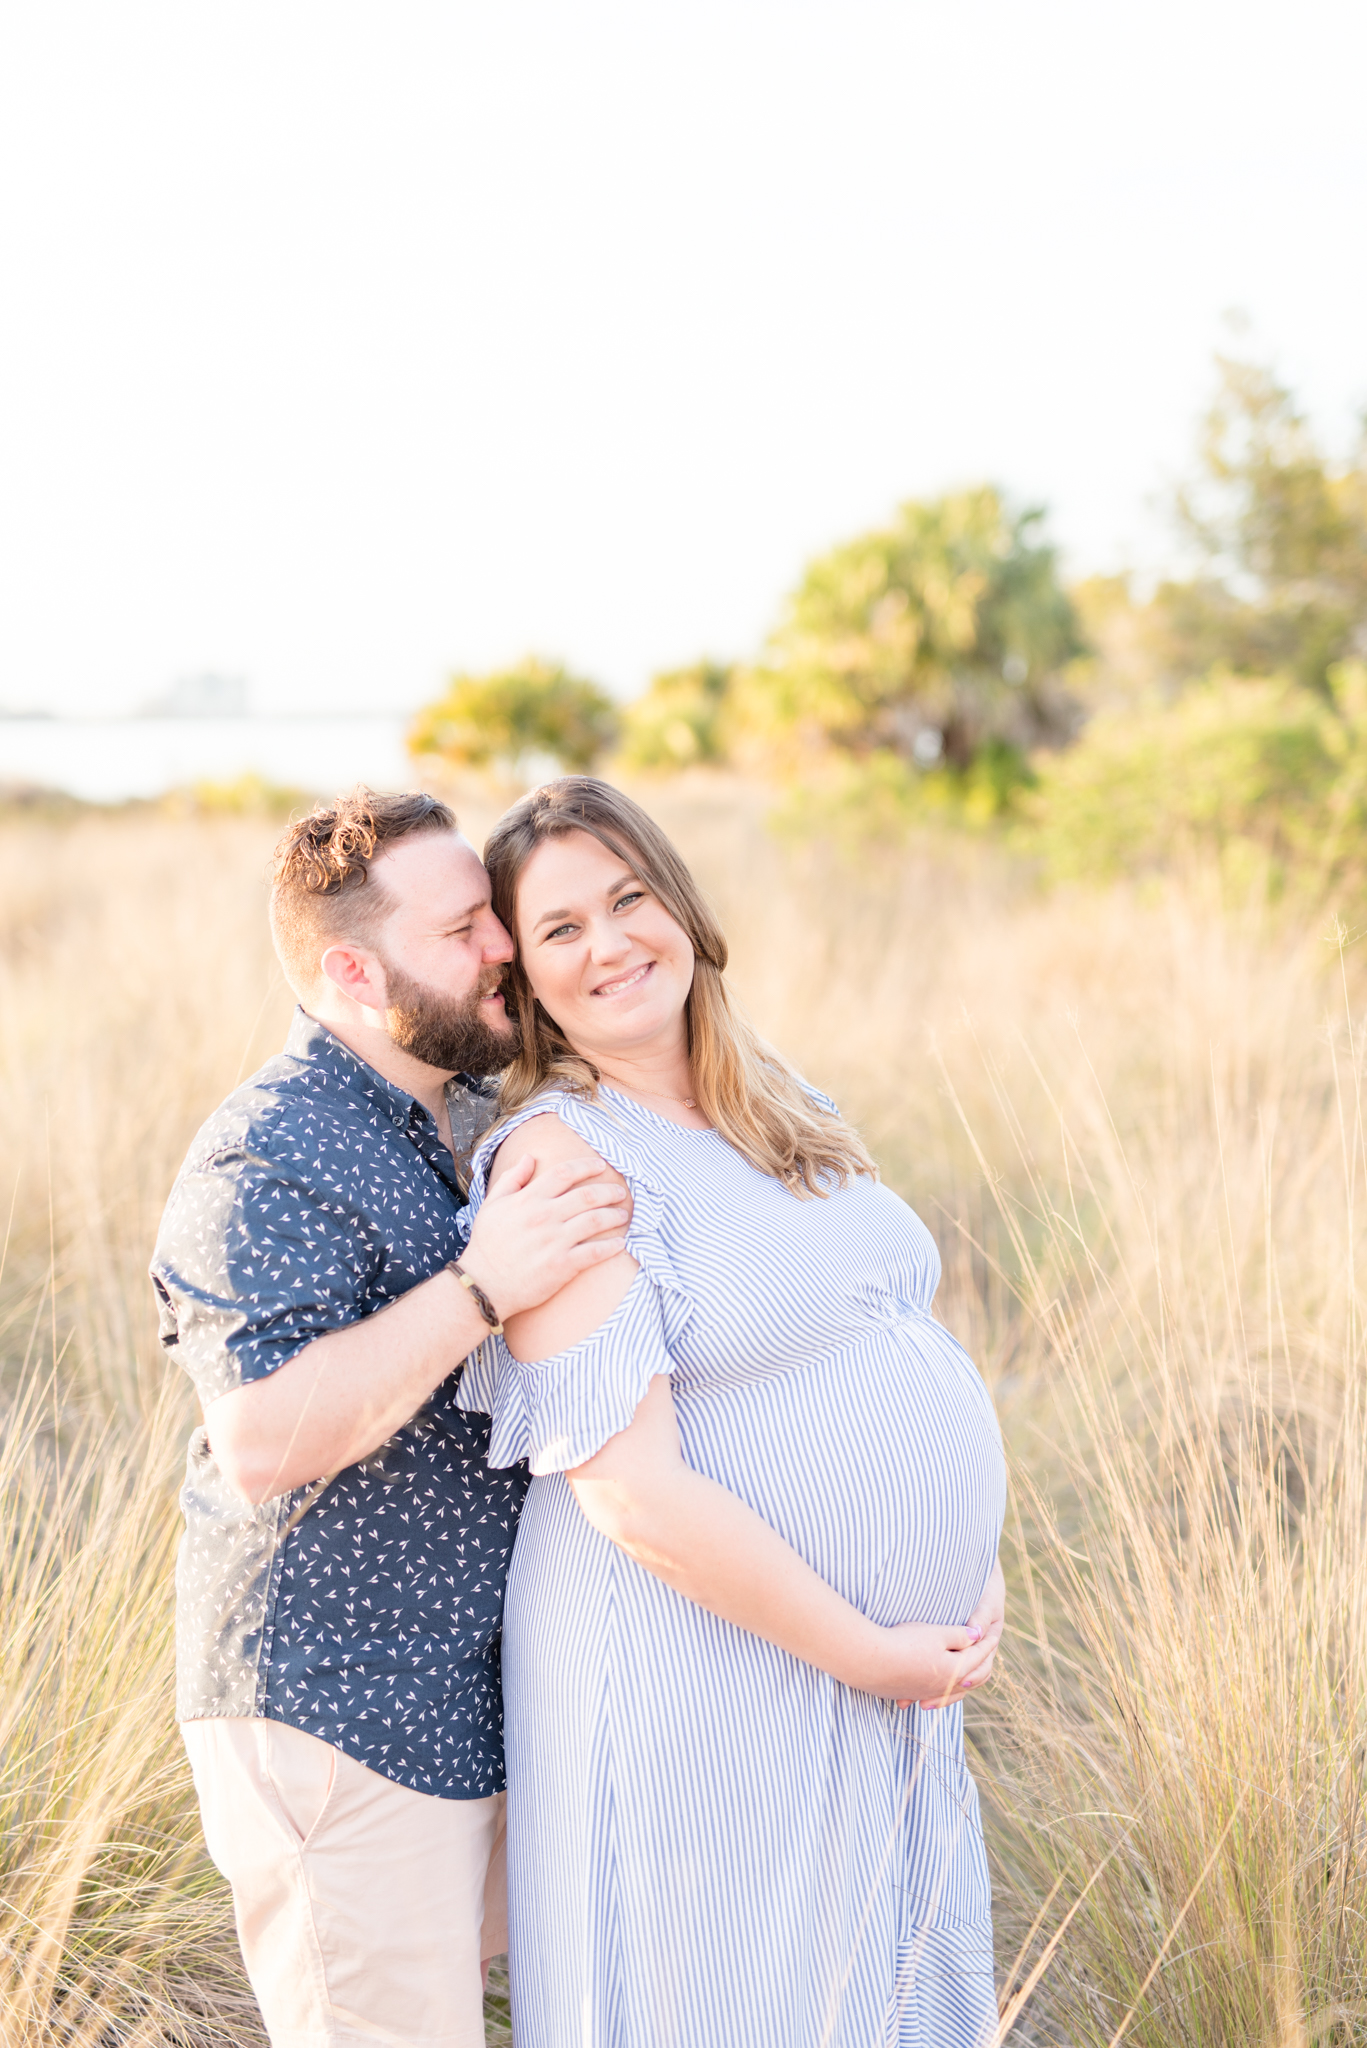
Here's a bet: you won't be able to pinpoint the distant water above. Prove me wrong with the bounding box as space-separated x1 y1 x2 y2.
0 715 416 803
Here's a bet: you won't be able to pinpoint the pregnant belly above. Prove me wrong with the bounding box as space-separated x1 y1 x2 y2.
673 1319 1006 1630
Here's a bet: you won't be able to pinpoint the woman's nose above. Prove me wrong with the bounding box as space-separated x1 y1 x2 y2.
586 917 631 961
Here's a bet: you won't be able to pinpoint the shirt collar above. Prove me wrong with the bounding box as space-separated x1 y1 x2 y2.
285 1006 488 1140
285 1007 420 1129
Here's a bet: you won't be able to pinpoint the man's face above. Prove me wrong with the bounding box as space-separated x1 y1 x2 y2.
369 830 520 1075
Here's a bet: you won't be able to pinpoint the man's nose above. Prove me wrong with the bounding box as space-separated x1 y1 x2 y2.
480 912 515 964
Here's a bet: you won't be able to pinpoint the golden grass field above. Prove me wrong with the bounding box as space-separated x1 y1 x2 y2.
2 776 1364 2046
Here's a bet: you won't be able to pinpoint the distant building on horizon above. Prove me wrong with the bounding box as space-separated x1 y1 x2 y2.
140 673 250 719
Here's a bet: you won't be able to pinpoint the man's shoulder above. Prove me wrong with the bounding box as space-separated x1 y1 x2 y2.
151 1051 375 1284
174 1050 330 1177
168 1047 494 1188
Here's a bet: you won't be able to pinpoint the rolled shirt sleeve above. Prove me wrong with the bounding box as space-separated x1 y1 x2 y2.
152 1147 381 1404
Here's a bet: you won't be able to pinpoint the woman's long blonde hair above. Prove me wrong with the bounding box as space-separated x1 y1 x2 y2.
484 778 876 1196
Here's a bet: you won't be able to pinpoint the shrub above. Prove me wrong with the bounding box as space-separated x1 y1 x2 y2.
770 739 1036 845
616 661 737 770
1021 664 1367 889
409 658 618 776
165 774 310 820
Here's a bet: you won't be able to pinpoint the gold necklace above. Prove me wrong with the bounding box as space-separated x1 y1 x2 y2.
597 1068 697 1110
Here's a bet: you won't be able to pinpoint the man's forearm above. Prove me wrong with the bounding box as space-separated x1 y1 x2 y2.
201 1148 633 1505
205 1269 490 1503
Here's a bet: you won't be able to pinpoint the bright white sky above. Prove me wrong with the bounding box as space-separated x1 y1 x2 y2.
2 1 1365 717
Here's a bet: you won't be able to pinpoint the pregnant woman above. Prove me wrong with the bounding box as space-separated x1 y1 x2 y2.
461 779 1007 2047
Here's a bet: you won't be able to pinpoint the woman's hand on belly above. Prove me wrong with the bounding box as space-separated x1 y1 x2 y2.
898 1557 1005 1711
568 1377 1001 1703
871 1615 999 1707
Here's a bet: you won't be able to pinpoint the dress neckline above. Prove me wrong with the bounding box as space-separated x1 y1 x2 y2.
597 1083 717 1137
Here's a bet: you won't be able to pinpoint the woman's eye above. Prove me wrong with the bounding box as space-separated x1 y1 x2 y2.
614 892 645 912
547 923 576 941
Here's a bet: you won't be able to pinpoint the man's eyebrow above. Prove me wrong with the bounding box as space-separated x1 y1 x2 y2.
442 895 489 926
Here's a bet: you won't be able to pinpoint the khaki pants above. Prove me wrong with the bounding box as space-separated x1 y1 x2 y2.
182 1717 506 2048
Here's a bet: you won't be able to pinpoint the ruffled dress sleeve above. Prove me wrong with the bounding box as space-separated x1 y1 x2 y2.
456 1091 695 1476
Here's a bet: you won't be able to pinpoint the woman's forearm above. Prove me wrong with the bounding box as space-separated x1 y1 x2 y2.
569 1459 979 1700
576 1459 880 1681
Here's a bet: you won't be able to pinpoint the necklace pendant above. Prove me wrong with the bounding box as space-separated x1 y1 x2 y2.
683 1097 696 1109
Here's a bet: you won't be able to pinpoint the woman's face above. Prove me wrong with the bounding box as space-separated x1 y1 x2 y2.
514 828 695 1062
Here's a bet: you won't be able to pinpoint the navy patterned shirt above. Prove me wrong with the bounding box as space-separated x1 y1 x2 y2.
151 1008 528 1799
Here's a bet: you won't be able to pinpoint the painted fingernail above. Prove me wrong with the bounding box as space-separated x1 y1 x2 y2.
967 1624 983 1644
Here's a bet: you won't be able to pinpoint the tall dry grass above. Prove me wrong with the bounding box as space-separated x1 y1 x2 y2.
0 815 288 2044
1 782 1363 2044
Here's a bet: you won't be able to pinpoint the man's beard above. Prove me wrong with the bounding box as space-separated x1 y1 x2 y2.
383 961 522 1076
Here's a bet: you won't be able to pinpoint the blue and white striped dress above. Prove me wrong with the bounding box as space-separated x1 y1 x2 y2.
462 1085 1006 2048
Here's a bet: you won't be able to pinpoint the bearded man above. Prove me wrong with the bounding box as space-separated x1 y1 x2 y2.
150 789 628 2048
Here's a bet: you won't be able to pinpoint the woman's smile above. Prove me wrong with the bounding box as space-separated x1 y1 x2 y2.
591 961 653 999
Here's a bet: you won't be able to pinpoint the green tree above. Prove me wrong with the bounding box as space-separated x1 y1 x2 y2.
1022 662 1367 890
1164 355 1367 694
744 486 1081 771
409 658 618 776
617 661 736 769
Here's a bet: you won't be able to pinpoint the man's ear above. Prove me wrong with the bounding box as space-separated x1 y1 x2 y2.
319 942 389 1014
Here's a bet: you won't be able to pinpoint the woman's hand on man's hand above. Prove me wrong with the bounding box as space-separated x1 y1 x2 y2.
883 1557 1006 1712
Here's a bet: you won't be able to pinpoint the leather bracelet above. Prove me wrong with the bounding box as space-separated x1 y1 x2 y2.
445 1259 503 1335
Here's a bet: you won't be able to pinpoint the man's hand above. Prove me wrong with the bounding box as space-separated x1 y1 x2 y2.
457 1149 630 1323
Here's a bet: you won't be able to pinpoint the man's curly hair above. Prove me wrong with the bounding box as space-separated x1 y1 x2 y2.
269 786 456 993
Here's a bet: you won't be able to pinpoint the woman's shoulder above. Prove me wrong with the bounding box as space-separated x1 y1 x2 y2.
470 1086 660 1201
485 1101 605 1189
